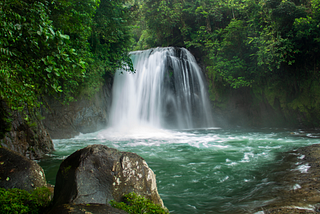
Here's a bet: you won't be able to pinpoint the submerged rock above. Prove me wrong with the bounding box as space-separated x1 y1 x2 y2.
51 144 164 209
0 147 47 191
256 144 320 213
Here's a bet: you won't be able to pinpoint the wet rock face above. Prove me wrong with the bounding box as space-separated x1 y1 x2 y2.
0 101 54 159
52 144 164 208
256 143 320 213
42 84 111 139
0 147 47 191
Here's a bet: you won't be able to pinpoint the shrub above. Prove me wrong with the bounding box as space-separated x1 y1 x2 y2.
0 187 51 214
110 192 168 214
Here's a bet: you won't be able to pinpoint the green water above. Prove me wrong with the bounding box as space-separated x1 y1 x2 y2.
39 127 320 213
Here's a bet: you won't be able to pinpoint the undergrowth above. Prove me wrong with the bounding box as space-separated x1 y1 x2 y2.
110 192 168 214
0 187 51 214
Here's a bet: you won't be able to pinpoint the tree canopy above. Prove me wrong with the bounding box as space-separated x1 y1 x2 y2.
0 0 133 111
129 0 320 126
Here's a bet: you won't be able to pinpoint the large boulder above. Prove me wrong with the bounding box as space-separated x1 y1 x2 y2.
51 144 164 209
0 147 47 191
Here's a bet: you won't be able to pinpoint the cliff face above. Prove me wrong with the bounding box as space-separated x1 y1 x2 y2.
0 101 54 160
42 83 112 139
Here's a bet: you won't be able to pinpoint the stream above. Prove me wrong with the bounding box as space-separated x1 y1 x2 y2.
39 127 320 213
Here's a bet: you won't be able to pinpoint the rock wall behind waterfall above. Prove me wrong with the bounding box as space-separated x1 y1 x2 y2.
42 83 112 139
209 87 289 128
196 60 291 128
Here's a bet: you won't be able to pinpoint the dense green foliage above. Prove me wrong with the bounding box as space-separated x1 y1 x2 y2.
130 0 320 126
49 0 134 96
1 0 84 110
1 0 320 127
110 192 168 214
0 0 133 112
0 187 51 214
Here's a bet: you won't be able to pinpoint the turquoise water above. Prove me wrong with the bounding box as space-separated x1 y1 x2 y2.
39 127 320 213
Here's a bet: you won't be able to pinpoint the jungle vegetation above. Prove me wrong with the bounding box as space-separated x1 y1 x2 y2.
1 0 320 127
130 0 320 127
0 0 133 136
0 0 132 111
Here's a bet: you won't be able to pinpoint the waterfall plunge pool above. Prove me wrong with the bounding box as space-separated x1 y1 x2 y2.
39 48 319 213
39 127 320 213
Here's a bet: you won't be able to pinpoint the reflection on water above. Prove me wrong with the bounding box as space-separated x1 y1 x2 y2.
39 128 320 213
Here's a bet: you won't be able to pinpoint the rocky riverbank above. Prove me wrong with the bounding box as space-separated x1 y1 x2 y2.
256 144 320 213
0 144 166 214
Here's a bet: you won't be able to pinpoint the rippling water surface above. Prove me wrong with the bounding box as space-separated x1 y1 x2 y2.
39 127 320 213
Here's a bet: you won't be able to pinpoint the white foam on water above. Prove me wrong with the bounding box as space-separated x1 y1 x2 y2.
97 126 176 141
240 152 255 163
292 184 301 190
293 164 311 173
219 176 229 183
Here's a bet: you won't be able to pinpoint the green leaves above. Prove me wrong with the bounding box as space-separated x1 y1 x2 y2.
129 0 320 125
143 0 183 47
110 192 168 214
0 0 86 110
0 187 51 214
1 0 133 108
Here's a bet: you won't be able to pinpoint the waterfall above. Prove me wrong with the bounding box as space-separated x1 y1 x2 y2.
109 47 213 130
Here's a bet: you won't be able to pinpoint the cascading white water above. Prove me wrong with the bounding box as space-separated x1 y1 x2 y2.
109 47 213 130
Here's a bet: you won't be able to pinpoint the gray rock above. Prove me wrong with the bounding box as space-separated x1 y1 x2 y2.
0 101 54 159
51 144 164 209
0 147 47 191
42 84 111 139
